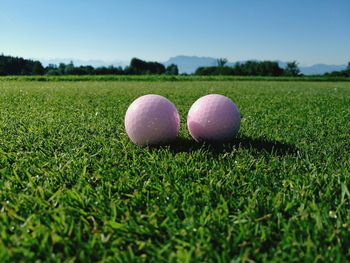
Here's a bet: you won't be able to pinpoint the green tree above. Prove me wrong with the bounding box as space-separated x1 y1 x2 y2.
284 61 300 76
217 58 228 67
129 58 165 75
165 64 179 75
64 61 75 75
0 54 45 75
58 63 66 75
32 61 45 75
46 69 61 75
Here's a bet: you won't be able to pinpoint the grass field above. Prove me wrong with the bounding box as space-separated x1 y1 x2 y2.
0 80 349 262
1 75 350 82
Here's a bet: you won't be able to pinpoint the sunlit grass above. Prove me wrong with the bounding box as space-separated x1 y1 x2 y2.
0 80 349 261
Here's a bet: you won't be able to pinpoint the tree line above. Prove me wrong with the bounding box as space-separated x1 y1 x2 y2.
324 62 350 77
0 54 349 77
0 55 179 76
195 59 300 76
0 54 45 75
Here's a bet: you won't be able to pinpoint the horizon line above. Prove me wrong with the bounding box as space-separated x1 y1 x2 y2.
1 53 348 67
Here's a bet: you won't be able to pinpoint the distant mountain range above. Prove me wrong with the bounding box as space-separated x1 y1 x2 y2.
298 64 347 75
164 56 347 75
40 58 128 68
39 56 347 75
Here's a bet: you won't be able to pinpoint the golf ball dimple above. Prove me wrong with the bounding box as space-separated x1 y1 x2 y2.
187 94 240 142
124 94 180 146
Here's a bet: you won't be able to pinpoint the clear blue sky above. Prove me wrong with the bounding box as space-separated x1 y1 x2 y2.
0 0 349 65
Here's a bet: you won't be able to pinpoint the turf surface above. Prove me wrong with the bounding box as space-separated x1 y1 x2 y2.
0 80 349 262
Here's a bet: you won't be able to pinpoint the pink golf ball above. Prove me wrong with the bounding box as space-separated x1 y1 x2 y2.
124 94 180 146
187 94 240 142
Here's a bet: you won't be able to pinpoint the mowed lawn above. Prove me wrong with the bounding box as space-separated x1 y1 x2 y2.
0 80 349 262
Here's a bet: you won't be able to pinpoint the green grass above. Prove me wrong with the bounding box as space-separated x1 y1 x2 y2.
0 80 349 262
1 75 350 82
